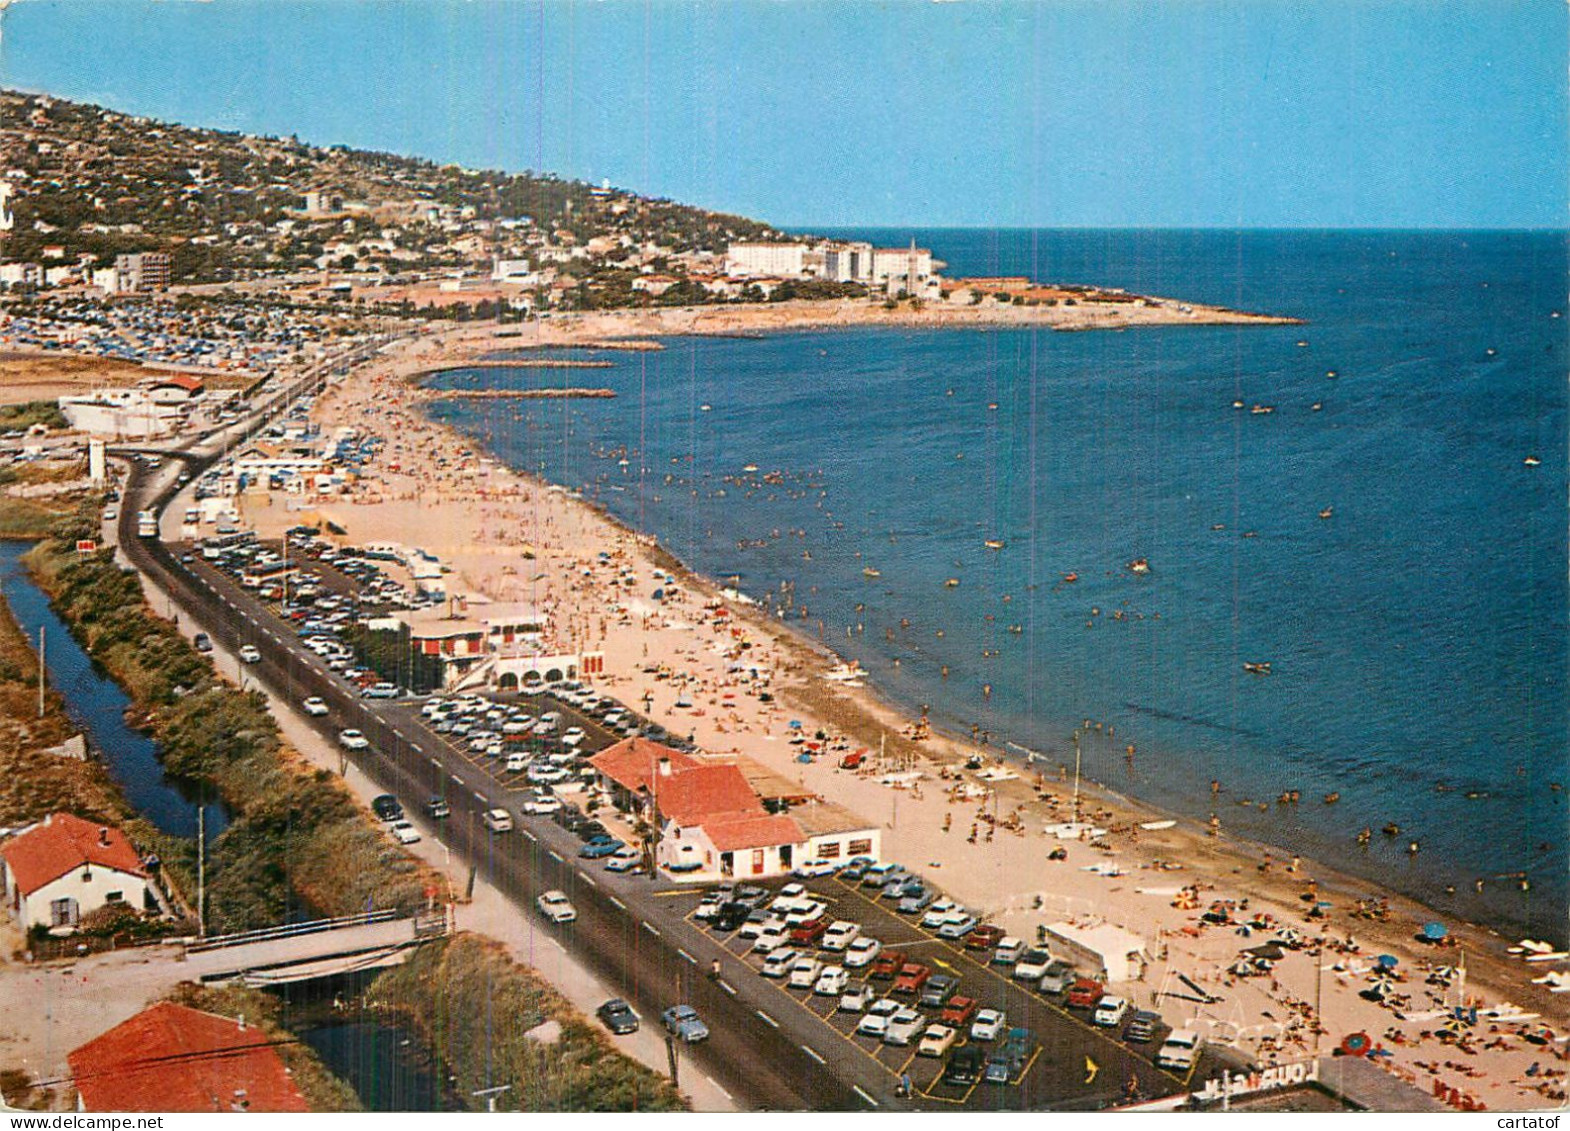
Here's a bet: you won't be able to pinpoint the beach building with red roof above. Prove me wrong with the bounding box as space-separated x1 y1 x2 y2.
68 1001 310 1113
1 813 150 930
588 739 880 880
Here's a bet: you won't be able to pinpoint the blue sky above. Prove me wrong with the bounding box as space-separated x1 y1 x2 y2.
3 0 1564 228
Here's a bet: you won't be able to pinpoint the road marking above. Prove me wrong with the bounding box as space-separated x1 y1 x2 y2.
706 1079 731 1102
451 773 464 785
547 849 563 863
472 791 488 803
852 1086 878 1107
755 1010 779 1029
520 829 537 842
802 1044 825 1065
642 921 660 937
609 896 626 911
677 948 696 965
717 979 736 996
579 872 597 889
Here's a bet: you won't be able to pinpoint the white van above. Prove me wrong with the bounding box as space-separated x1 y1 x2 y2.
1157 1029 1201 1070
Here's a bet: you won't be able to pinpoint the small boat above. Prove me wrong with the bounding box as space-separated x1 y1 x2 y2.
1232 400 1245 409
1296 340 1308 347
862 567 880 578
1312 402 1323 411
1524 455 1541 467
743 464 758 472
984 539 1005 550
1324 792 1340 804
700 404 712 412
1243 661 1272 675
944 578 960 588
1062 572 1078 583
1127 559 1150 575
1139 819 1177 831
1319 506 1333 519
1250 404 1275 415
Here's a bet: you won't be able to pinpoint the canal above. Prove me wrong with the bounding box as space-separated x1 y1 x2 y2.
0 540 229 839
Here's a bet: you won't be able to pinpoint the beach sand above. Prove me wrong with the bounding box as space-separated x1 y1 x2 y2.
241 323 1567 1111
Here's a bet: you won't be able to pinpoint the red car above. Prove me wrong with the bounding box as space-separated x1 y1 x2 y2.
965 925 1006 951
940 996 979 1027
870 949 909 980
893 963 932 995
1066 978 1106 1010
839 750 867 770
789 917 829 946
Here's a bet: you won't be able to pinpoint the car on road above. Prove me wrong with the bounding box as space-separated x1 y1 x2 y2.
302 696 329 716
481 808 514 833
843 937 882 968
578 837 625 860
661 1005 708 1044
760 948 800 978
787 958 823 989
337 729 369 750
917 1023 958 1058
791 858 838 878
944 1045 985 1086
239 645 262 664
1123 1010 1163 1043
425 797 451 820
1038 960 1076 995
1157 1029 1201 1070
193 633 213 653
1093 995 1131 1028
371 795 404 822
970 1008 1007 1042
820 920 860 952
870 949 908 980
389 821 420 845
966 924 1006 951
940 996 979 1028
1013 947 1054 982
892 963 931 995
920 974 959 1008
536 890 577 923
838 983 876 1013
937 914 979 940
883 1008 925 1047
812 965 849 996
596 999 640 1035
1066 978 1106 1010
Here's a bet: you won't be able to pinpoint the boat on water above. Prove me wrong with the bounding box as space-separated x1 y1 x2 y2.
984 539 1005 550
1524 455 1541 467
1243 661 1272 675
944 577 960 588
862 567 880 578
1319 506 1333 519
1127 559 1150 575
1250 404 1275 415
1062 572 1079 583
700 404 712 412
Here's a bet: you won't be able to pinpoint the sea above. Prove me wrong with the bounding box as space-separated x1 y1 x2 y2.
424 230 1568 941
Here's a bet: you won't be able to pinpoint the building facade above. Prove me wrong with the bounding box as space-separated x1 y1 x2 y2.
1 813 150 931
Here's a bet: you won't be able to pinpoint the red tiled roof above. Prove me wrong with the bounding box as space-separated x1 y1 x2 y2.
588 737 700 794
1 813 145 896
151 373 204 392
702 813 804 852
69 1002 310 1113
657 764 763 826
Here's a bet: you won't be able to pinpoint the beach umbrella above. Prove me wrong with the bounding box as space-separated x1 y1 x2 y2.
789 719 803 729
1377 954 1399 970
1422 921 1448 942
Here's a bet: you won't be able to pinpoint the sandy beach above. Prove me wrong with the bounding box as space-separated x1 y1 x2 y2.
241 320 1567 1112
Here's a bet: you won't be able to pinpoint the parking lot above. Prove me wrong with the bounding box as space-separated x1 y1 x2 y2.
671 872 1206 1110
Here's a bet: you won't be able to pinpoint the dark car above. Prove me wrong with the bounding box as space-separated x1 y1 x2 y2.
920 973 960 1008
371 794 404 822
714 902 753 932
193 633 213 653
597 998 640 1035
425 797 451 820
985 1027 1036 1084
943 1045 985 1086
1123 1010 1163 1043
574 820 609 842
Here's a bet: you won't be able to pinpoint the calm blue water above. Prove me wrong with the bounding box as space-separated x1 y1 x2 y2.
0 541 228 840
427 230 1567 939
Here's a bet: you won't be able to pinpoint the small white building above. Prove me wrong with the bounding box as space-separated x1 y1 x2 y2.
58 391 181 439
1 813 151 931
1043 921 1150 985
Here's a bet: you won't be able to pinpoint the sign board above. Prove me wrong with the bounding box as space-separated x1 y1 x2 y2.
1193 1059 1319 1105
75 540 97 554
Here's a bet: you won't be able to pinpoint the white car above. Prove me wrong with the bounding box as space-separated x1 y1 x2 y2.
787 958 823 989
561 727 586 747
536 890 577 923
521 793 561 815
936 914 978 939
917 1023 958 1058
857 999 901 1038
238 645 262 664
1093 995 1131 1028
302 696 329 716
883 1008 925 1047
839 984 876 1013
1157 1029 1202 1070
751 925 791 955
991 937 1025 966
921 900 961 929
760 948 800 979
481 808 514 833
1014 947 1055 982
792 858 839 878
812 965 849 996
389 821 421 845
738 913 785 940
337 729 370 750
820 920 860 952
783 900 827 927
971 1008 1007 1042
844 937 882 968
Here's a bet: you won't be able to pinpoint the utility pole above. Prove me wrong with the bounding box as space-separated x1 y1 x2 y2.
37 625 45 718
196 801 206 938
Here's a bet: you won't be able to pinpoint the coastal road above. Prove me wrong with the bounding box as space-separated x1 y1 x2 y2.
114 459 887 1111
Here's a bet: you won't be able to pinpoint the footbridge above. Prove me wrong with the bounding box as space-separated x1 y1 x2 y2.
182 908 450 986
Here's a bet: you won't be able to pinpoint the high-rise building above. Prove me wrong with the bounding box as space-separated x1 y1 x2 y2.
114 252 171 293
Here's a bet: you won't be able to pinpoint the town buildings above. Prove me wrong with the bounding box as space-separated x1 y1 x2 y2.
1 812 151 931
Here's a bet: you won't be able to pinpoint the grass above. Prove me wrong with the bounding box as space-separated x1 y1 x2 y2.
0 400 69 431
0 494 88 541
368 934 688 1113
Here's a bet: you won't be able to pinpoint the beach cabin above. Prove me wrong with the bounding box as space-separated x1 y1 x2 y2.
1042 921 1151 985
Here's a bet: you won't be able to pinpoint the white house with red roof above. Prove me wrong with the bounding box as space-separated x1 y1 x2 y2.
0 813 150 930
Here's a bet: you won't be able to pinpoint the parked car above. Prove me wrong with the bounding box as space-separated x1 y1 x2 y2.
520 792 562 815
944 1045 986 1086
1157 1029 1202 1070
578 837 625 860
787 958 824 990
481 808 514 833
389 821 420 845
940 996 979 1027
921 900 961 929
1123 1010 1163 1044
985 1027 1036 1084
937 914 978 940
536 890 576 923
1093 995 1131 1028
970 1008 1007 1042
917 1023 958 1058
992 937 1026 966
883 1008 925 1047
597 999 640 1035
1066 978 1106 1010
844 936 882 968
751 925 791 955
813 965 849 996
897 886 936 914
893 963 932 995
661 1005 708 1043
1013 947 1054 982
789 917 830 946
1038 960 1076 996
966 924 1006 951
760 948 800 978
838 983 876 1013
869 949 907 980
920 973 960 1008
820 920 860 952
792 858 839 878
856 1000 901 1039
371 794 404 822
